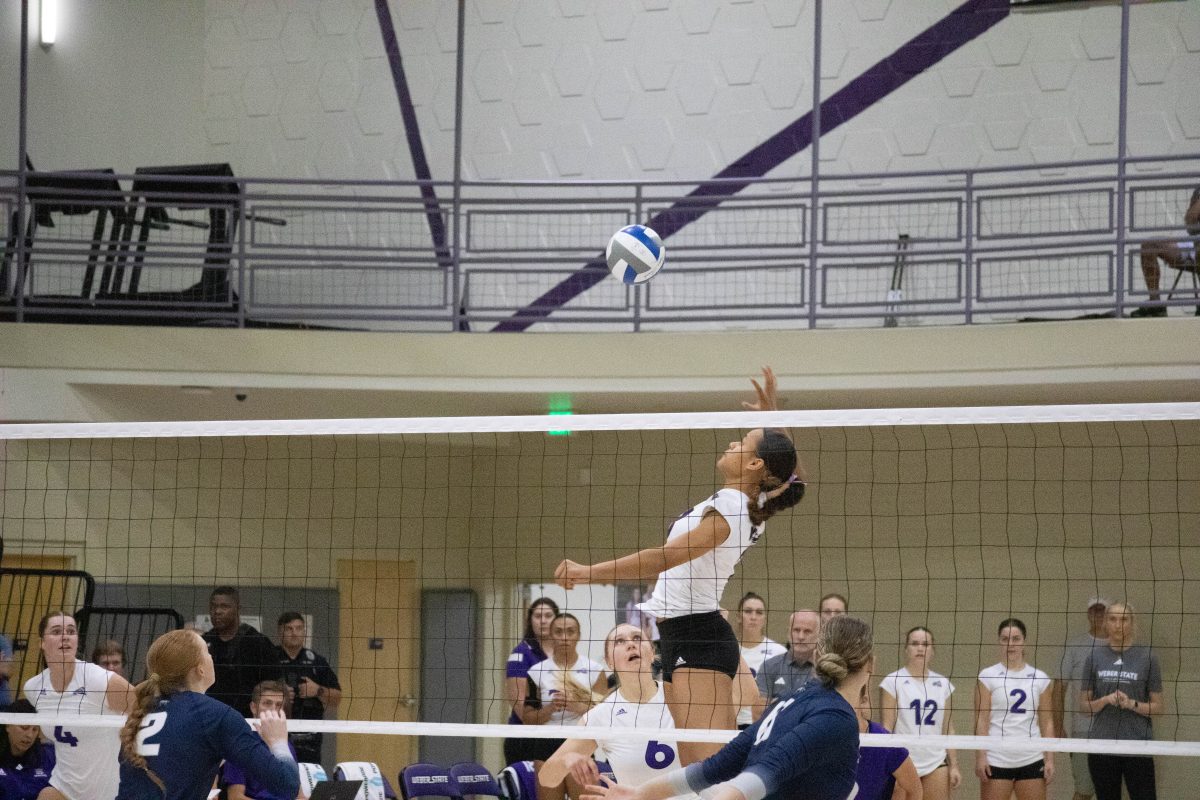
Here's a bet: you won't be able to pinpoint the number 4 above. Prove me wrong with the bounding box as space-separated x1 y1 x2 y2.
53 726 79 747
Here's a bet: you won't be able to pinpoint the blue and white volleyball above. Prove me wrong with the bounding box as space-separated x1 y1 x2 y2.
606 224 665 285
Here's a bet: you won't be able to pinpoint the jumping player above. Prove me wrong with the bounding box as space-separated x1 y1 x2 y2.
581 615 871 800
115 629 299 800
539 623 677 799
23 611 136 800
555 367 806 764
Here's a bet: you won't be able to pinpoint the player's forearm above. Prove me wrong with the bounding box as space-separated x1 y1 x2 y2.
588 548 671 581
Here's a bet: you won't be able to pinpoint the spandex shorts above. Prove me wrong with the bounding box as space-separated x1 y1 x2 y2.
987 760 1045 782
657 611 740 681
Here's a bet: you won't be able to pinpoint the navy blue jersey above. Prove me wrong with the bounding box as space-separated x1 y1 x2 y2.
116 691 299 800
0 742 56 800
683 681 859 800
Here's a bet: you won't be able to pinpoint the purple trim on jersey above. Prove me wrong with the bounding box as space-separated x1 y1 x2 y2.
855 721 909 800
506 640 548 725
0 743 56 800
222 741 299 800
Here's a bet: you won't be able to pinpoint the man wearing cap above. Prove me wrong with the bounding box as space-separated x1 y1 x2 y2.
1054 596 1109 800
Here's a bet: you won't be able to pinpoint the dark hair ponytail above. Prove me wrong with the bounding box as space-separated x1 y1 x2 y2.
749 428 805 526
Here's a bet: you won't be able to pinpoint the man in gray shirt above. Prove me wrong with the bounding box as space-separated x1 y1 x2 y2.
1080 602 1163 800
755 609 819 705
1055 596 1109 800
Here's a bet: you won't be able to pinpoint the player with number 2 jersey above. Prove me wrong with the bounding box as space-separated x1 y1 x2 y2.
23 612 136 800
116 629 298 800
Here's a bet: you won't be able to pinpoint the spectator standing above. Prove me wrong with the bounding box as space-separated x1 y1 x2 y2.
1081 603 1163 800
202 587 280 717
504 597 559 765
819 593 849 623
974 618 1054 800
734 592 783 728
755 610 819 705
1055 597 1109 800
0 699 56 800
91 641 128 679
0 635 13 705
222 681 300 800
881 626 961 800
276 612 341 765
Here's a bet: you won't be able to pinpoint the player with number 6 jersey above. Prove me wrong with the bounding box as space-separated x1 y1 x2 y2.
116 629 299 800
23 612 136 800
540 624 678 797
581 616 872 800
880 626 961 800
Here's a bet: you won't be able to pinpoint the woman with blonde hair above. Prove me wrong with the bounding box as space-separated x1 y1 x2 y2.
114 628 298 800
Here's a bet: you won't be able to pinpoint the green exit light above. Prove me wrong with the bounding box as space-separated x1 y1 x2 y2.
549 395 573 436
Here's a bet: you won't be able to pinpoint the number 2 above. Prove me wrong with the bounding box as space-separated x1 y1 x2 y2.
1009 689 1028 714
908 698 938 726
136 711 168 756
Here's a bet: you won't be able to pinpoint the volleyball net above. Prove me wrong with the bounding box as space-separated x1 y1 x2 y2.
1 403 1198 790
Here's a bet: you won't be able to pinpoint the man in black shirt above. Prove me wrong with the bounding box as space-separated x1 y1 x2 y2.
202 586 281 717
277 611 342 764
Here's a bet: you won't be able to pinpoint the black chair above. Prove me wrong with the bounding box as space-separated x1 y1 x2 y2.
1 167 127 301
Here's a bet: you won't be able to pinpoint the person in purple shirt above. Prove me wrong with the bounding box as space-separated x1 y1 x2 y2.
854 689 922 800
223 681 299 800
0 699 57 800
503 597 560 765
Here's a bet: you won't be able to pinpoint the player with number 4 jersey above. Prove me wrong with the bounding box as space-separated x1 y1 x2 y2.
23 612 136 800
116 629 299 800
581 617 872 800
540 624 678 797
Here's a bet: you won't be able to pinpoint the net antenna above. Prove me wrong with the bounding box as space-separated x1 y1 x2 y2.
883 232 910 328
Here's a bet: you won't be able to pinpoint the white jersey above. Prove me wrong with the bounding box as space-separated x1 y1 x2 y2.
880 667 955 777
527 656 606 725
24 660 121 800
978 662 1051 768
584 684 678 785
639 489 762 619
736 638 786 726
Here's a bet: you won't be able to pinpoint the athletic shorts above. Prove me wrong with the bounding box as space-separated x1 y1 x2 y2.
988 760 1045 782
657 611 740 681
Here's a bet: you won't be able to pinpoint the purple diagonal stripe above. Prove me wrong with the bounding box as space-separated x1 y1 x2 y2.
375 0 453 270
493 0 1009 332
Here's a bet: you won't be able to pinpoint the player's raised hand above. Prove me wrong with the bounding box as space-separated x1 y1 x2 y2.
256 709 289 748
742 366 779 412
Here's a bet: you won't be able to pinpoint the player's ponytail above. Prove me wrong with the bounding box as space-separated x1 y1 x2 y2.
749 428 805 526
119 629 206 790
813 616 873 689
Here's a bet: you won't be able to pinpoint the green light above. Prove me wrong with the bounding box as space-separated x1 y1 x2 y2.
548 395 573 435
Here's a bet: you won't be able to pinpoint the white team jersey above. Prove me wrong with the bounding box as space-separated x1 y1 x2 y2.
639 489 762 619
880 667 955 777
584 684 678 785
736 638 786 726
24 660 121 800
978 662 1051 768
527 656 606 725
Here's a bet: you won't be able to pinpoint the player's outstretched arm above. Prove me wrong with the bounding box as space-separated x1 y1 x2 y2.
555 512 730 589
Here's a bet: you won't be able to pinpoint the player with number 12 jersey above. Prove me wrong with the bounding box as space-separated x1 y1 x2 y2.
880 663 956 777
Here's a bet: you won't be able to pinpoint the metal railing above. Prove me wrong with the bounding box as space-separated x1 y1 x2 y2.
1 155 1198 332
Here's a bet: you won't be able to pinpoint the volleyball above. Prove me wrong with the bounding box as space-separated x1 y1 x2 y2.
606 224 665 284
